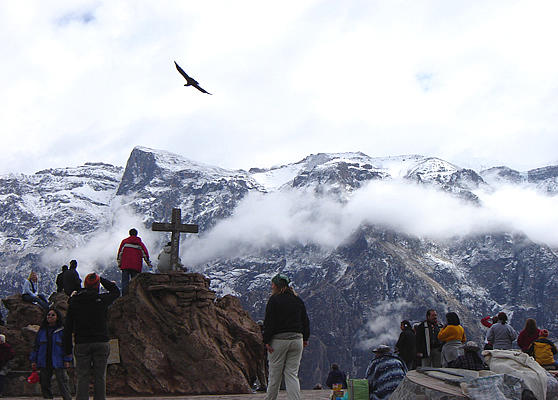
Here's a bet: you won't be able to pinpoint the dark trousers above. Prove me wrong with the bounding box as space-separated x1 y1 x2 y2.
74 342 110 400
39 367 72 400
121 269 139 295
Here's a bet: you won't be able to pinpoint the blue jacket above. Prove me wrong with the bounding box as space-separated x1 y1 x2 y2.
30 326 72 368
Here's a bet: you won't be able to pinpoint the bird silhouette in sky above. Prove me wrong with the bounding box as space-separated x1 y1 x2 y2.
174 61 212 95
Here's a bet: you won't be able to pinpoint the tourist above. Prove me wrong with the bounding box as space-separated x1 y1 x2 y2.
365 345 407 400
517 318 541 352
22 271 49 310
395 320 416 370
64 273 120 400
157 242 184 272
451 341 487 371
117 228 152 295
263 273 310 400
326 363 347 389
526 329 558 369
0 334 15 398
486 312 517 350
63 259 81 296
55 265 68 293
438 312 467 367
30 308 72 400
415 309 443 367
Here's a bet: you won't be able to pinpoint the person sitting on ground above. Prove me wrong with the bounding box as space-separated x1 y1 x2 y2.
63 259 81 296
438 312 466 367
326 363 348 389
22 271 49 310
365 345 407 400
517 318 541 352
451 341 488 371
526 329 558 369
486 312 518 350
55 265 68 293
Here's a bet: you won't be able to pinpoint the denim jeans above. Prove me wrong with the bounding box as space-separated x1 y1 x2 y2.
22 293 49 310
121 269 139 295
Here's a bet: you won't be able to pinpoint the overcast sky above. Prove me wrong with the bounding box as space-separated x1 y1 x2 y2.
1 1 558 176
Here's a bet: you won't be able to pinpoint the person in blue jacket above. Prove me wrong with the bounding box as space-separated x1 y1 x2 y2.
30 308 72 400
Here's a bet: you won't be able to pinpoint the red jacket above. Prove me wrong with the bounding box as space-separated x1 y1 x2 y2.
517 328 541 351
117 236 150 272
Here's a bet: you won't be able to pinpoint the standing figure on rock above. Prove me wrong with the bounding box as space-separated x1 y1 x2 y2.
64 273 120 400
263 273 310 400
438 312 466 367
0 334 15 398
486 312 517 350
415 309 443 367
22 271 50 310
63 260 81 297
56 265 68 293
117 228 152 295
30 308 72 400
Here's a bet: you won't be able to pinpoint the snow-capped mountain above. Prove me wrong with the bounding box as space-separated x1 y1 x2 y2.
1 146 558 388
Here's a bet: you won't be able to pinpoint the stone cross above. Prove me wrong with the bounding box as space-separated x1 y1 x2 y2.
152 208 198 270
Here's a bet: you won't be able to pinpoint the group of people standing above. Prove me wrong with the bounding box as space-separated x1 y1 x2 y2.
13 228 152 400
24 273 120 400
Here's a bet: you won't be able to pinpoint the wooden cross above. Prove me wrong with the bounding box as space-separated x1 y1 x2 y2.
152 208 198 270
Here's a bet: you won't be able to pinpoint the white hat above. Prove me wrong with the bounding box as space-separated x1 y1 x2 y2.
372 345 391 353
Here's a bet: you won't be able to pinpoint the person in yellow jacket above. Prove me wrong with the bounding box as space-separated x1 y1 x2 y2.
527 329 558 369
438 312 467 367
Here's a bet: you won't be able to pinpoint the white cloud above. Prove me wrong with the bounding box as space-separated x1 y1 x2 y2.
182 178 558 267
1 1 558 176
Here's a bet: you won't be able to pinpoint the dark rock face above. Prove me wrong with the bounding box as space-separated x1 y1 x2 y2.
106 272 264 395
0 273 264 396
115 147 265 231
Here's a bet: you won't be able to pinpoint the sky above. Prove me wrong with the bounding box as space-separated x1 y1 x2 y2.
1 1 558 176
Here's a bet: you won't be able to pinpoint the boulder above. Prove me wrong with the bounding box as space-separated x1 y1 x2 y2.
106 272 264 395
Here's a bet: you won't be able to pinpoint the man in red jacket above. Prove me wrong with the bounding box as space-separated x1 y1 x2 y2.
117 228 152 295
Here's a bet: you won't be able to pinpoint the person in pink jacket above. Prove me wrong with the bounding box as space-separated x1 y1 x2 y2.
117 228 152 295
